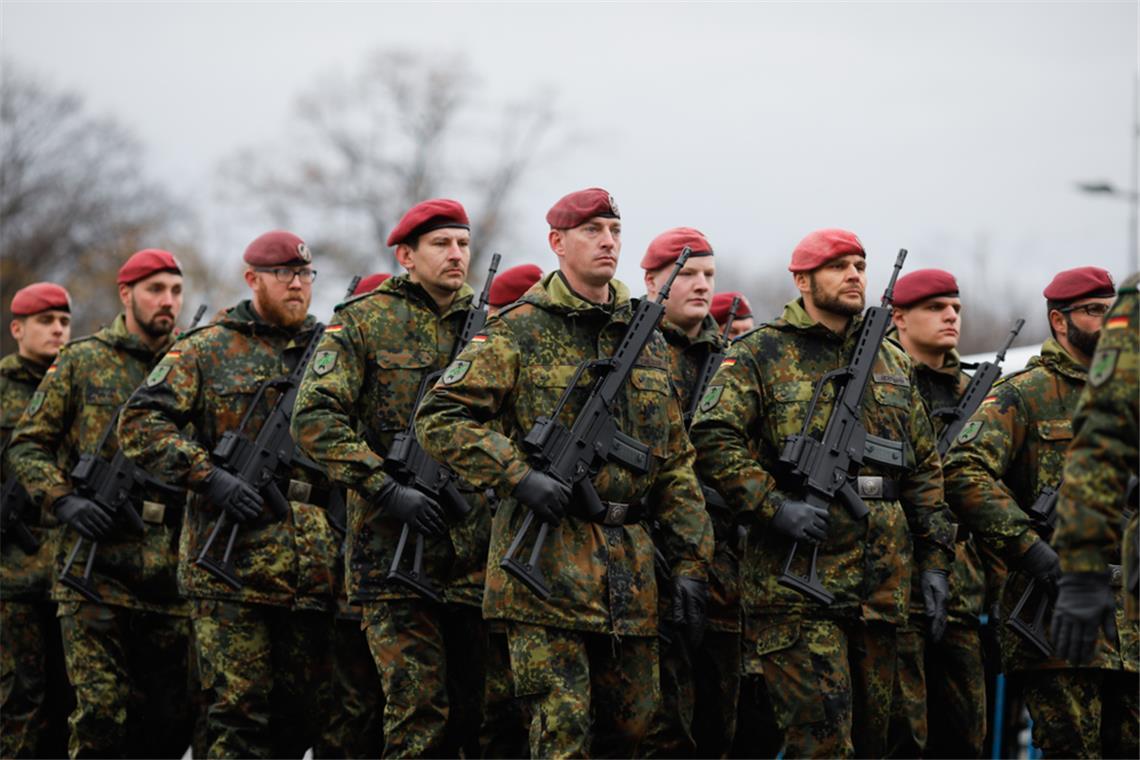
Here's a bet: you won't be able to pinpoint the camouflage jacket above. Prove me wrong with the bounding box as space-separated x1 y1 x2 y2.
1 352 58 599
943 338 1134 672
415 272 714 636
291 274 491 607
117 301 339 611
7 315 186 612
690 298 954 632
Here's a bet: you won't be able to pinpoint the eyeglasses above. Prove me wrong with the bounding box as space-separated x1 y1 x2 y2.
254 267 317 284
1058 303 1111 318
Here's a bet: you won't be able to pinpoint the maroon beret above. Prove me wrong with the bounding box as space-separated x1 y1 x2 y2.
243 231 312 267
353 273 391 296
11 282 71 316
488 264 543 307
545 187 619 229
1043 266 1116 302
640 227 713 271
386 199 469 248
710 292 753 326
117 249 182 286
788 229 865 273
892 269 960 308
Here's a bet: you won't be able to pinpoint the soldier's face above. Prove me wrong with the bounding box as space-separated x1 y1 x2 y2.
550 218 621 288
893 296 961 352
727 315 754 340
1054 297 1113 360
646 255 715 332
10 310 71 365
800 255 866 317
123 272 184 339
399 229 470 295
247 267 312 329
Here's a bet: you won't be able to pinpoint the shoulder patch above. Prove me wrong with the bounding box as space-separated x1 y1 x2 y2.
442 360 471 385
1088 348 1119 388
698 384 724 413
26 390 44 417
956 419 983 445
146 363 173 387
312 350 338 376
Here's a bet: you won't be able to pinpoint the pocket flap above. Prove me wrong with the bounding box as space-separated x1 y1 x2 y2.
1037 419 1073 441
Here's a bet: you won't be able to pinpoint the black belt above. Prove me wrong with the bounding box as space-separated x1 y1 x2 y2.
853 476 902 501
574 499 648 526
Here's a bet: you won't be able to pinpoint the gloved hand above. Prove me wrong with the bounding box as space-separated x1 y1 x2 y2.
1050 572 1116 665
1018 539 1060 583
53 494 112 541
672 576 709 649
921 569 950 642
204 468 263 524
377 480 446 536
513 470 571 525
770 499 829 543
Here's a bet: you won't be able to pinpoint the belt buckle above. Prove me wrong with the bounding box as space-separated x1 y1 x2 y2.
857 476 883 499
604 502 628 526
142 501 166 525
287 479 312 503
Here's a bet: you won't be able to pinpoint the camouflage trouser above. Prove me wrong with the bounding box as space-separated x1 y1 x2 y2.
363 599 487 758
885 619 926 758
1019 668 1140 758
481 623 530 759
0 599 72 759
57 601 192 758
507 623 659 759
731 674 784 759
192 599 332 759
639 634 695 757
754 615 897 759
925 622 986 758
693 630 742 758
317 610 384 758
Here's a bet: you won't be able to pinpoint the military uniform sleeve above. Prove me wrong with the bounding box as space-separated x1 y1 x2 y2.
690 341 787 527
415 319 530 493
942 381 1037 562
8 354 77 508
292 311 388 499
900 370 956 573
118 334 212 488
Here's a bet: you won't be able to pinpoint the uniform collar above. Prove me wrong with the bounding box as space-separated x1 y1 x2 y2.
0 351 49 382
219 300 318 337
660 314 721 349
1031 338 1088 382
382 273 475 318
524 271 632 320
777 297 862 339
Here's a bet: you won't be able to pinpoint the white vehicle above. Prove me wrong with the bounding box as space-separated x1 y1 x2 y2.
960 344 1043 375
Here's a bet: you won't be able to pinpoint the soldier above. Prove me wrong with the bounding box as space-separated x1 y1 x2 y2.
690 229 954 758
291 199 492 757
414 187 714 758
352 272 392 296
635 227 742 759
710 291 755 341
943 266 1137 757
884 269 992 758
487 263 542 317
8 252 194 757
1 282 73 759
117 232 339 758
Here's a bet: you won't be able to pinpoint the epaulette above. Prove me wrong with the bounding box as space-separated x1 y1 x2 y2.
494 299 532 319
730 322 771 343
994 365 1036 387
171 321 215 344
334 288 384 313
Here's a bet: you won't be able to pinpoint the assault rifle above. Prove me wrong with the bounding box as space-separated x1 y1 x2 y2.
501 249 692 599
776 249 908 605
1007 482 1061 657
195 324 325 589
933 318 1024 457
322 274 366 538
60 304 209 602
685 296 740 429
384 253 500 601
1 434 39 555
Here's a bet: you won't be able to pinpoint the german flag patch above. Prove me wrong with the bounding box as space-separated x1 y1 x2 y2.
1106 315 1130 330
471 334 488 343
325 324 345 334
720 358 736 368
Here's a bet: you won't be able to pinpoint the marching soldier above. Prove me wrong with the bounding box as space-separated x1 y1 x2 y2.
9 252 194 757
117 232 339 758
291 200 492 757
690 229 954 758
943 265 1137 757
710 291 755 341
414 188 714 758
1 282 73 759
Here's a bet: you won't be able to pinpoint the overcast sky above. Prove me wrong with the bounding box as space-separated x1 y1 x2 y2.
3 1 1138 319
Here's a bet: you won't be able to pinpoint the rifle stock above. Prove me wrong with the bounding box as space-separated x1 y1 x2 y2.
1006 482 1061 657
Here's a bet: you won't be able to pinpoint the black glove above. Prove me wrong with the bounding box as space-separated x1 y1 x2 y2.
53 494 112 541
377 480 446 536
1018 539 1060 583
770 499 829 543
204 468 263 524
672 575 709 649
513 470 571 525
921 569 950 642
1050 572 1116 665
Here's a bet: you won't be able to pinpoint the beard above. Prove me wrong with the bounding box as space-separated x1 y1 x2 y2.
810 275 865 317
132 300 176 340
1066 315 1100 357
254 281 310 329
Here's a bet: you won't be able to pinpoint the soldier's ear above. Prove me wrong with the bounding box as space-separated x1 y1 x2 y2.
394 244 415 272
643 269 658 300
10 318 24 342
118 283 132 310
792 271 810 297
548 229 565 258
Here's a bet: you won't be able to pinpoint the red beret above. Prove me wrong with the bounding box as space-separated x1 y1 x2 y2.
488 264 543 307
892 269 960 308
243 231 312 267
117 248 182 286
386 199 469 247
11 282 71 316
1043 266 1116 302
640 227 713 271
710 292 753 326
788 229 865 273
353 273 391 296
545 187 619 229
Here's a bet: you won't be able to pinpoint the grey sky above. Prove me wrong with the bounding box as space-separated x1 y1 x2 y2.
3 1 1137 318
